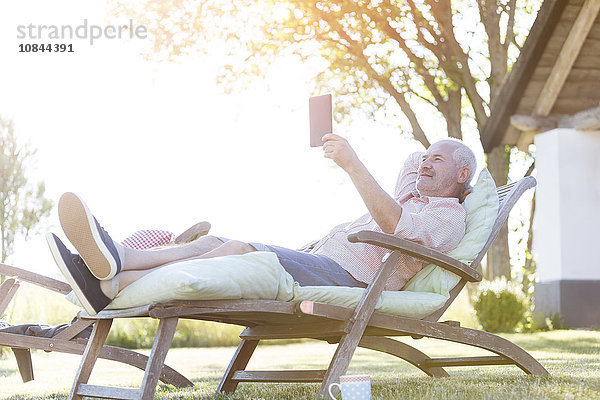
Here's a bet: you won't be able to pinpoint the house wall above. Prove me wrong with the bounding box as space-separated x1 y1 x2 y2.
533 128 600 327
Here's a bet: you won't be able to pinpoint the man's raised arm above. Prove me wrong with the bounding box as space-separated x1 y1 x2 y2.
322 133 402 234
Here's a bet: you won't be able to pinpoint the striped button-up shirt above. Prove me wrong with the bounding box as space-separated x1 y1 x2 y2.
311 152 466 291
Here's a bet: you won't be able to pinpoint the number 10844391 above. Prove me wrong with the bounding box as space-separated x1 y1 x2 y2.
19 43 74 53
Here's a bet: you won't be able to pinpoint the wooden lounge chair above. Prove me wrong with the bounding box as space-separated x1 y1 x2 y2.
0 223 210 387
64 176 546 400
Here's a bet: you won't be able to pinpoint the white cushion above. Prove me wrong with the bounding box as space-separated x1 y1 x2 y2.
402 168 498 296
66 252 445 318
104 252 295 309
292 286 447 319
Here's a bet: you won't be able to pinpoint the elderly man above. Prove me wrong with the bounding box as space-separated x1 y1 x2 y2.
47 133 476 314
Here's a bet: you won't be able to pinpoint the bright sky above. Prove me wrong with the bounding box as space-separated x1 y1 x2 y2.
0 0 488 276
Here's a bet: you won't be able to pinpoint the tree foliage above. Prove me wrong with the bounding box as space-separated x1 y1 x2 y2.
113 0 540 145
0 116 52 264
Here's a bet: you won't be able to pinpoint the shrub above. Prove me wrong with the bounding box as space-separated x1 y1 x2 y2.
529 311 565 332
471 278 528 333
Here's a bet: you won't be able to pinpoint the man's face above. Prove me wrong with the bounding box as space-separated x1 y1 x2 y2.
416 141 461 197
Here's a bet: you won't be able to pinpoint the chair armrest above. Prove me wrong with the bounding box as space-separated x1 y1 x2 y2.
347 231 482 282
0 263 72 295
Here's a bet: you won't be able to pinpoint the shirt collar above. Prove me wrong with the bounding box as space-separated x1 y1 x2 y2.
412 189 460 203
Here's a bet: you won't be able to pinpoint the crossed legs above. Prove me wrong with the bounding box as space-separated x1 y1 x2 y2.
115 236 258 291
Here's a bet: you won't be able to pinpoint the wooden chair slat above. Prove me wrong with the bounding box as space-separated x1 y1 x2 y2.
0 264 71 295
423 356 513 367
232 370 326 383
76 384 140 400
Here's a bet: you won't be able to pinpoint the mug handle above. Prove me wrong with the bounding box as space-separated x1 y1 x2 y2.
328 382 342 399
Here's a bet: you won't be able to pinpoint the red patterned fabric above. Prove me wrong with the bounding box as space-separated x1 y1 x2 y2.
340 375 370 383
121 230 175 250
311 152 466 291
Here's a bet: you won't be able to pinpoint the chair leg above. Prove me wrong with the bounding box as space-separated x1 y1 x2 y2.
12 347 34 382
358 337 449 377
318 330 365 398
139 317 179 400
68 318 180 400
217 339 260 394
447 327 549 376
54 317 191 387
69 319 113 400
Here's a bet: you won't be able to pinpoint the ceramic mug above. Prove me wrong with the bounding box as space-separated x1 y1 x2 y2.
328 374 371 400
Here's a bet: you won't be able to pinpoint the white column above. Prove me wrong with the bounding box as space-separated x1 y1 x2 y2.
533 128 600 327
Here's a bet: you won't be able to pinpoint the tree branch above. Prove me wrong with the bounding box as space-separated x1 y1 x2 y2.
504 0 517 54
363 6 446 107
315 11 431 147
430 0 488 128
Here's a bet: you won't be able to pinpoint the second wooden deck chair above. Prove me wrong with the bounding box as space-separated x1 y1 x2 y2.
0 222 210 387
66 175 547 400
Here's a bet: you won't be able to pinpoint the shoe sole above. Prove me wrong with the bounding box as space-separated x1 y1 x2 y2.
174 221 211 244
46 233 98 316
58 192 117 280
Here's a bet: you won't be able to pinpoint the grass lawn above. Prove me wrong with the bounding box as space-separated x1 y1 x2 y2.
1 330 599 399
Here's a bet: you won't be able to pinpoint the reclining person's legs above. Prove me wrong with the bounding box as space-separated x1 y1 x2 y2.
52 193 263 314
54 191 363 316
57 191 362 290
114 240 259 293
121 235 227 271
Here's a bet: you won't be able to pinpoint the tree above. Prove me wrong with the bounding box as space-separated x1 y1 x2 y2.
0 116 53 266
112 0 542 279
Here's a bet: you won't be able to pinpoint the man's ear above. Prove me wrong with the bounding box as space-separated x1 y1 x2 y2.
457 167 470 184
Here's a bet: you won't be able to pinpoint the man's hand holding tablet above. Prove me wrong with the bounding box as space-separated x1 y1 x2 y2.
309 94 361 172
322 133 362 174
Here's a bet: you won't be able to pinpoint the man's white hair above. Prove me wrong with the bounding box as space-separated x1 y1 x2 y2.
436 139 477 186
453 144 477 186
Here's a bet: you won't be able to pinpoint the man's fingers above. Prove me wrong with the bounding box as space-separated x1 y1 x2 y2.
322 141 337 152
322 133 343 142
322 143 336 159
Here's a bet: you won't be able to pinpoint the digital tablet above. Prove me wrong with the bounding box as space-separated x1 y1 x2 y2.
309 94 332 147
